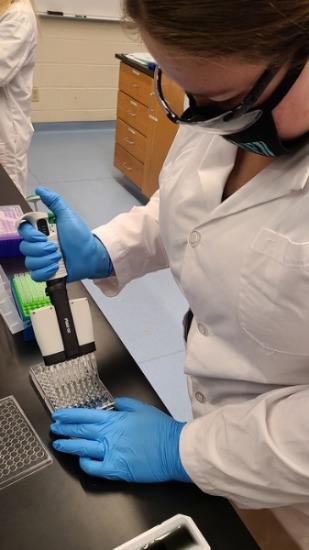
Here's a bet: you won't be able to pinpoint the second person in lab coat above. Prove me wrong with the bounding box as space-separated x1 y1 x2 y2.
0 0 37 195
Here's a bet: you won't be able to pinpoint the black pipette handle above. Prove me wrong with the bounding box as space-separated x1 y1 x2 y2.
45 279 81 359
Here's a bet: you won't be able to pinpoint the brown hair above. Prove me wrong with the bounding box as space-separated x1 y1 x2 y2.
0 0 12 16
122 0 309 67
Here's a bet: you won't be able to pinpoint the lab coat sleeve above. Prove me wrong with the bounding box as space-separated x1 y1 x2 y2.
0 8 36 86
180 385 309 508
92 191 170 296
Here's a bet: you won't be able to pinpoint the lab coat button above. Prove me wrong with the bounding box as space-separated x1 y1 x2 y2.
198 323 209 336
195 391 206 403
189 231 201 247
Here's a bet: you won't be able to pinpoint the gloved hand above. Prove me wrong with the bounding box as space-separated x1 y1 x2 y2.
18 187 113 282
50 397 191 483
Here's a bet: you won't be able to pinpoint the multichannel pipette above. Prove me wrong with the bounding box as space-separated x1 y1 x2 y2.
16 211 114 412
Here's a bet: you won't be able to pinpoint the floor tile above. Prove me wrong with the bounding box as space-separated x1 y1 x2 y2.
28 126 117 183
140 351 193 422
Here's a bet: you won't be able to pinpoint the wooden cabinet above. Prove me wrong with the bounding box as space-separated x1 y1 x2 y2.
114 59 184 198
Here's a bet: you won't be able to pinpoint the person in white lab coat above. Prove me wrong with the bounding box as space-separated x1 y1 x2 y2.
0 0 37 195
18 1 309 548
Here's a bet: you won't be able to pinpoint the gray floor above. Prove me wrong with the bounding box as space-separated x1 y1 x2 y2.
27 122 192 421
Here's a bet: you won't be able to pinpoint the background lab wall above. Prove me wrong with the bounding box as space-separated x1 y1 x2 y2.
32 16 146 123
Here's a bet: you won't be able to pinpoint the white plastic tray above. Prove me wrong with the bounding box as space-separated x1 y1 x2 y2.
113 514 211 549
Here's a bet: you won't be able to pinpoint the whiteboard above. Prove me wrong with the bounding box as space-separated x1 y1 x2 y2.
35 0 122 21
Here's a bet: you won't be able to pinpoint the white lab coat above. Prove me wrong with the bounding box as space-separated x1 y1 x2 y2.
94 126 309 548
0 0 37 195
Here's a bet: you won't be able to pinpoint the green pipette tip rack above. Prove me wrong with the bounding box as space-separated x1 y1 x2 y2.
11 272 51 319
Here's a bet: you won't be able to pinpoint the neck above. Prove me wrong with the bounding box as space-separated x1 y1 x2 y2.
273 59 309 140
223 149 275 198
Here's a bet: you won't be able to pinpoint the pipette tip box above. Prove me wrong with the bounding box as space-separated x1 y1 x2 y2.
10 272 51 340
0 266 26 334
0 205 23 258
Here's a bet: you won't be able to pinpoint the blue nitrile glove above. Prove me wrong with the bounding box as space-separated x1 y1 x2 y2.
50 397 191 483
18 187 113 283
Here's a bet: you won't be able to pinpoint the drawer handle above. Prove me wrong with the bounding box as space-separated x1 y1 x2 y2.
124 137 135 145
148 92 156 112
148 92 158 121
126 109 137 117
122 162 133 171
129 82 140 88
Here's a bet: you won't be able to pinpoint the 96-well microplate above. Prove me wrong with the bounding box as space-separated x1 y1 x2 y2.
29 353 115 412
0 395 52 490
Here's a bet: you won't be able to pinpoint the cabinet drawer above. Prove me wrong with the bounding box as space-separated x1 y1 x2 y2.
114 143 144 189
117 91 149 136
116 119 146 163
119 62 152 106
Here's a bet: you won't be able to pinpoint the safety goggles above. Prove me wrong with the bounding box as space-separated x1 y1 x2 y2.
154 64 281 135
